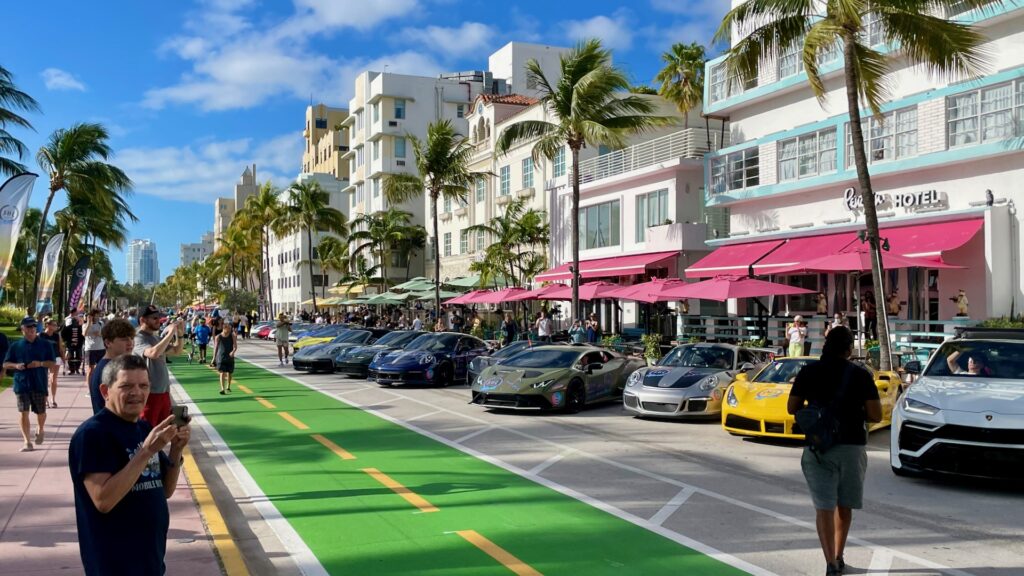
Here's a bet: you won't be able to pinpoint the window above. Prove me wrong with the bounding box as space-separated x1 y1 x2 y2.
315 118 327 129
372 140 379 160
863 12 884 46
475 177 485 203
444 196 451 213
372 102 379 123
578 200 620 249
553 147 566 177
777 40 801 79
356 111 363 131
710 147 759 195
460 230 468 254
817 41 841 66
372 178 380 197
947 81 1024 148
443 232 451 256
948 0 995 17
522 157 533 189
391 250 408 268
500 165 510 195
313 274 329 287
394 136 406 158
351 190 356 207
635 189 668 242
394 99 406 119
457 104 465 118
846 107 917 166
709 63 757 103
356 146 364 166
476 229 485 252
779 128 837 181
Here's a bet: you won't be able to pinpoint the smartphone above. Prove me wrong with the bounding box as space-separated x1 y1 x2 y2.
171 405 190 427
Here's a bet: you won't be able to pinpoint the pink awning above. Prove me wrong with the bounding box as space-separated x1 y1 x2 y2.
537 281 623 301
685 240 784 278
535 251 679 282
662 275 816 302
753 232 858 275
443 290 490 305
882 218 983 258
470 287 529 304
506 283 567 301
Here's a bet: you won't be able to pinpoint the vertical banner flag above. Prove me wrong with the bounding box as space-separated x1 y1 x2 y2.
67 255 91 313
91 279 106 310
99 281 109 311
0 173 38 287
77 269 92 312
35 233 65 314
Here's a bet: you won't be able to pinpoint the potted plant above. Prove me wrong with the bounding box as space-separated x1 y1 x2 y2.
641 333 663 366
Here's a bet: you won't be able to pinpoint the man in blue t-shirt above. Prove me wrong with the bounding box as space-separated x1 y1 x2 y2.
4 317 57 452
88 319 136 415
70 354 190 576
194 321 212 364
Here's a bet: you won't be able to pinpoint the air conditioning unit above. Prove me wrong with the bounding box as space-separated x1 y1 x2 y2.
396 160 406 166
388 120 400 127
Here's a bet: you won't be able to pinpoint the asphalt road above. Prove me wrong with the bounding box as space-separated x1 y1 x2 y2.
233 340 1023 576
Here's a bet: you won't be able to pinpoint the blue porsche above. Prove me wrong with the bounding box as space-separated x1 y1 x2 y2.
334 330 426 378
368 332 489 387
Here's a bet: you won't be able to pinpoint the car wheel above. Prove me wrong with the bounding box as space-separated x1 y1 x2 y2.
435 363 453 387
564 381 585 414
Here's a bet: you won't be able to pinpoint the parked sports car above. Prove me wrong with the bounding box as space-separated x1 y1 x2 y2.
891 328 1024 479
334 330 426 378
287 323 315 343
623 343 772 419
292 329 389 372
255 324 273 339
722 357 900 439
293 324 350 350
467 340 533 385
369 332 489 387
471 345 646 412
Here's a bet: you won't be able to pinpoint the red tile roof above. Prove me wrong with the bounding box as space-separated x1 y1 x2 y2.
479 94 539 106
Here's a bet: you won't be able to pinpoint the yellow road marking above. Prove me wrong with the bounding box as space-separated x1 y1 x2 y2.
254 396 276 409
455 530 541 576
311 434 356 460
277 411 309 430
361 468 439 513
237 384 253 394
181 447 249 576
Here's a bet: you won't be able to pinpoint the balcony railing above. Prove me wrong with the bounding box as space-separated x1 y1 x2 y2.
574 128 730 185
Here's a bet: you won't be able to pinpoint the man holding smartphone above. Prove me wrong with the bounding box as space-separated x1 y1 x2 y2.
133 305 183 426
69 353 190 575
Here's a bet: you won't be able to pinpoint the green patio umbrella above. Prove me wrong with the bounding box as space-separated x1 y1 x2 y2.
411 289 462 300
340 299 365 305
392 277 437 291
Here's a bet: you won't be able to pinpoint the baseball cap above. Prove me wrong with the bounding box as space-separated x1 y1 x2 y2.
20 317 38 328
141 304 166 318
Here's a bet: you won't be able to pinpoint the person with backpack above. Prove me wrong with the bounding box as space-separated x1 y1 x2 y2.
787 326 882 576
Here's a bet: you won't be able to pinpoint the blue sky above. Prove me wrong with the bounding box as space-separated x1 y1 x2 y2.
1 0 729 283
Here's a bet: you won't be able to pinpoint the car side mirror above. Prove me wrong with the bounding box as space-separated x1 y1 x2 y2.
904 360 922 375
739 362 755 372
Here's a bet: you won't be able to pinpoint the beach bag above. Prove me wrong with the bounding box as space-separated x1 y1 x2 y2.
795 364 852 453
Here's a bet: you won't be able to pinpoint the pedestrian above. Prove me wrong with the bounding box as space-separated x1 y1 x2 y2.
411 314 423 331
535 310 552 343
585 313 602 343
133 305 183 426
40 319 65 407
213 323 237 394
69 353 190 576
862 291 878 340
568 319 586 344
239 313 249 339
0 327 9 388
787 315 808 357
89 319 137 415
451 311 465 333
274 314 292 365
825 313 848 338
787 327 881 576
194 320 212 364
433 316 445 332
62 313 84 375
83 309 106 386
500 312 519 346
127 308 139 328
5 317 57 451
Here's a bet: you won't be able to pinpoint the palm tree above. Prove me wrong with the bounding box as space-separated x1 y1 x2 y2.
238 182 283 319
717 1 990 370
655 42 706 129
33 123 132 314
398 225 428 283
336 254 381 297
277 181 348 313
383 120 480 312
348 208 416 294
496 39 674 320
0 65 40 177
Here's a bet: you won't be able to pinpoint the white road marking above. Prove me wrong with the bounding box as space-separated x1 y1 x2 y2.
405 409 443 422
528 451 570 475
454 425 495 444
868 547 894 576
649 486 696 526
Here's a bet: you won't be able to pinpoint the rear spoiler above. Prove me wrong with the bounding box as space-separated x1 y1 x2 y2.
953 327 1024 341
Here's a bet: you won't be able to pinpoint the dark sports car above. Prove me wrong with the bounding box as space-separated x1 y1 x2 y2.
467 340 533 385
292 329 390 372
334 330 426 378
369 332 489 387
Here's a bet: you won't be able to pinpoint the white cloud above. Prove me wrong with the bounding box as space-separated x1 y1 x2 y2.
402 22 496 59
563 12 633 51
644 0 733 49
41 68 87 91
116 133 302 203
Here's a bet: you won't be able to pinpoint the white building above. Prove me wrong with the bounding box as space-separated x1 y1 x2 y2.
213 164 259 251
690 3 1024 325
126 239 160 287
180 231 214 267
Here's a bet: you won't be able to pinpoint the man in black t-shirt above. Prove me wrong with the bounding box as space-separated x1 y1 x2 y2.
69 354 190 575
788 326 881 576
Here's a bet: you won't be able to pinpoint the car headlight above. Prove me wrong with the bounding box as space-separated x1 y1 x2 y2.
373 351 389 363
627 371 643 387
417 353 435 365
699 374 720 391
726 386 738 407
532 379 556 389
903 397 940 415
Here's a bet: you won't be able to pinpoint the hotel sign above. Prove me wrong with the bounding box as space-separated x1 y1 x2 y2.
843 187 944 212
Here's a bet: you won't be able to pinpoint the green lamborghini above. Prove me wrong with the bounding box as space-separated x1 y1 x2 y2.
470 345 647 413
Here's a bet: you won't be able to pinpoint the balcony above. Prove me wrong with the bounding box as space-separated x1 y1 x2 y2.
575 128 730 185
455 206 468 217
440 211 453 221
516 186 535 199
496 194 512 205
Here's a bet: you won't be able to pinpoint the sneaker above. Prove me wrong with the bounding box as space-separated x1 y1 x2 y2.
837 556 845 574
826 562 841 576
35 430 44 445
50 401 58 408
20 442 33 452
219 390 226 395
279 360 283 366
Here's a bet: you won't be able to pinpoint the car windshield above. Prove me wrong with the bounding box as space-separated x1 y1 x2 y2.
924 341 1024 379
375 331 422 347
754 359 811 384
504 349 580 368
405 333 460 352
333 330 370 344
494 341 531 359
660 346 734 369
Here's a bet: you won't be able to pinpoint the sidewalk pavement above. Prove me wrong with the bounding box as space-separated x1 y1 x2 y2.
0 369 225 575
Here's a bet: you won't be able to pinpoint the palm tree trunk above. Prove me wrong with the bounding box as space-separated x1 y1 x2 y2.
570 146 582 321
844 37 892 371
307 228 318 313
56 233 70 316
30 187 58 315
432 191 441 313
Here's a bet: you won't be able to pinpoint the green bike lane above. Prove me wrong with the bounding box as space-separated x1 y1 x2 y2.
170 357 751 576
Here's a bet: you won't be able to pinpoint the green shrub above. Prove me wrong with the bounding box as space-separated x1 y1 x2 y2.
740 338 766 348
0 304 25 326
979 316 1024 328
601 335 619 348
641 333 662 361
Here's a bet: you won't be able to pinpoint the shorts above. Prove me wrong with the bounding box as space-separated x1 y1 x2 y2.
217 357 235 374
87 349 105 366
800 445 868 510
141 392 172 427
198 343 208 354
16 390 47 414
275 339 289 347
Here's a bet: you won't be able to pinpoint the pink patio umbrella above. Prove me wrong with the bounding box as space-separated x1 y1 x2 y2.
776 248 963 274
443 289 492 305
470 287 530 304
604 278 688 303
662 275 816 302
505 283 567 301
538 281 623 301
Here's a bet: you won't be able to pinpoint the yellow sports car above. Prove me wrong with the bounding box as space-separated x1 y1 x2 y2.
292 324 350 350
721 357 901 439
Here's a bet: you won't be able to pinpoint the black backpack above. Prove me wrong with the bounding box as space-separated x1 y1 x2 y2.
795 364 852 453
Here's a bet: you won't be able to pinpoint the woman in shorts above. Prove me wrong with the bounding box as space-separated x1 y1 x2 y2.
274 314 291 365
82 310 106 383
213 322 236 394
40 319 64 407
